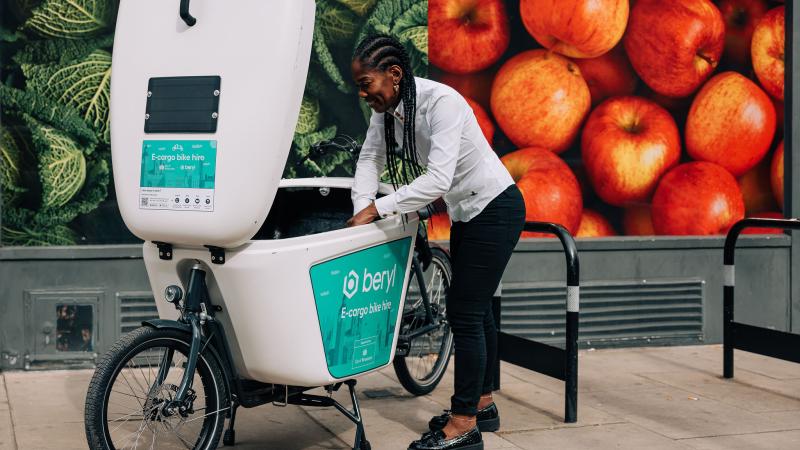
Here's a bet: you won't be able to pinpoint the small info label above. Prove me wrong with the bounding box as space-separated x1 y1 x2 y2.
139 140 217 212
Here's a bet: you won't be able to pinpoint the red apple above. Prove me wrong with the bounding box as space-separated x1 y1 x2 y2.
581 96 681 206
624 0 725 98
429 0 510 74
685 72 776 177
574 45 638 106
427 212 452 241
741 211 784 234
465 97 495 146
623 204 656 236
500 147 583 237
751 5 784 100
719 0 768 66
577 209 617 237
770 140 784 210
436 68 497 111
738 158 778 214
651 162 745 235
520 0 629 59
491 50 590 153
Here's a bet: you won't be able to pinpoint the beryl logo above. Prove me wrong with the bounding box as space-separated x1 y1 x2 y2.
343 270 359 299
362 264 397 294
341 264 399 299
172 144 184 152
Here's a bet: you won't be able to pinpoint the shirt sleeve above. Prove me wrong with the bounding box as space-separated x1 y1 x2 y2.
351 112 387 215
374 94 464 218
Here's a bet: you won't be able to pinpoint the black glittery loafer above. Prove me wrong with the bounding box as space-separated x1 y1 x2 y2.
408 427 483 450
428 404 500 433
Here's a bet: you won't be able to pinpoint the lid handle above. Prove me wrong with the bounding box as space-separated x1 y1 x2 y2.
180 0 197 26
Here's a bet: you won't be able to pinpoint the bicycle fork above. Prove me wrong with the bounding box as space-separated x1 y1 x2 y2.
156 264 208 416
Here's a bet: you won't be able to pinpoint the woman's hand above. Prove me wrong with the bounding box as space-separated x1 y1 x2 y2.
346 202 380 227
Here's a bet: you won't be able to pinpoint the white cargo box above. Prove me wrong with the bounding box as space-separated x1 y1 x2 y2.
111 0 419 386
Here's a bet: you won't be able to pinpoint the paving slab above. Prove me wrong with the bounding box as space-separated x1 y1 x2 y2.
302 389 441 449
221 404 348 449
0 375 15 450
659 345 800 381
1 344 798 449
639 371 800 413
3 370 90 450
679 429 800 450
584 385 793 439
500 422 692 450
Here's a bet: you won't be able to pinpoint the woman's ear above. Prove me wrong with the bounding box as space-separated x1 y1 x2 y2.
389 65 403 85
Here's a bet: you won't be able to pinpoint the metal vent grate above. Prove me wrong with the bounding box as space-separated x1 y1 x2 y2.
500 279 704 347
118 292 159 335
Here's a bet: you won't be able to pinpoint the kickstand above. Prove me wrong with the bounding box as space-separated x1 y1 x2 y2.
287 379 370 450
223 398 239 446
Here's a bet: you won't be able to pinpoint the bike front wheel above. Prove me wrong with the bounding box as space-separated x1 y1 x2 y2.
394 247 454 396
85 326 228 450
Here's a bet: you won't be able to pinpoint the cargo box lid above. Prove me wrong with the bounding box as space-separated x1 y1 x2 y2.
110 0 316 248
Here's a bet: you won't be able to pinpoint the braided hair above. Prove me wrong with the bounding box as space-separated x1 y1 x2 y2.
353 34 424 191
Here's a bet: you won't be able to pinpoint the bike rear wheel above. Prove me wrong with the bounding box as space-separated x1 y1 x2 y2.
394 247 454 395
85 326 228 450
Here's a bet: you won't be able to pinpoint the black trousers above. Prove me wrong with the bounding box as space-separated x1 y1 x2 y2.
447 184 525 415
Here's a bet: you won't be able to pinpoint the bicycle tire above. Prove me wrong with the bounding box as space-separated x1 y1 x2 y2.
85 326 228 450
393 247 454 395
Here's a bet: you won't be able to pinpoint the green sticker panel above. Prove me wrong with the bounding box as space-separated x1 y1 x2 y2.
140 140 217 189
310 237 412 379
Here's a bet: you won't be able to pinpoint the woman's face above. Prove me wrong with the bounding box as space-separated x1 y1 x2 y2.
351 60 402 114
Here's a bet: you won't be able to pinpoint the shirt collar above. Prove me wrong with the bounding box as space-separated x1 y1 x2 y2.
390 99 404 124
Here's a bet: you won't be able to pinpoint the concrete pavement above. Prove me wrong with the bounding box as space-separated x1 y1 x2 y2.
0 345 798 449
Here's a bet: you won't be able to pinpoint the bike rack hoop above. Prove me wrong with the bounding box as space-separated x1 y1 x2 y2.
495 221 580 423
723 217 800 379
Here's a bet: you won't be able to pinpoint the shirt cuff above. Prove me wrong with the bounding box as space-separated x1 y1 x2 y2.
374 195 399 219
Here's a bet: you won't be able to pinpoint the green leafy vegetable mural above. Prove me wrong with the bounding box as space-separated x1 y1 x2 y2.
0 0 427 246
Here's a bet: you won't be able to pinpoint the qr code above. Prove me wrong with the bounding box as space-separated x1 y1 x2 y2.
140 197 149 207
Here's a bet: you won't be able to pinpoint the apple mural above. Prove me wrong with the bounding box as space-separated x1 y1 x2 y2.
751 5 785 100
719 0 768 67
685 72 776 177
491 50 590 153
624 0 725 98
577 209 617 237
652 162 745 235
574 45 638 106
500 147 583 237
520 0 629 59
429 0 510 74
581 96 681 207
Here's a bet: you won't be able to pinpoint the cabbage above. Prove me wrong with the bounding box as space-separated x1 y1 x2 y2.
23 0 115 39
318 0 360 42
1 223 76 246
393 2 428 57
0 85 97 146
1 126 26 206
336 0 377 16
13 35 114 65
22 49 112 143
295 95 321 135
27 117 88 208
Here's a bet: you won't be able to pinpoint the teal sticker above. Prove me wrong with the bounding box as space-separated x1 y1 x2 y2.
139 140 217 211
140 140 216 189
310 237 412 378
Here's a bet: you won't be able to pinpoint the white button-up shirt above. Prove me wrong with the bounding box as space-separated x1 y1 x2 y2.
351 77 514 223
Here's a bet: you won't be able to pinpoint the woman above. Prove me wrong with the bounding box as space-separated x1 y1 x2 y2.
346 34 525 450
